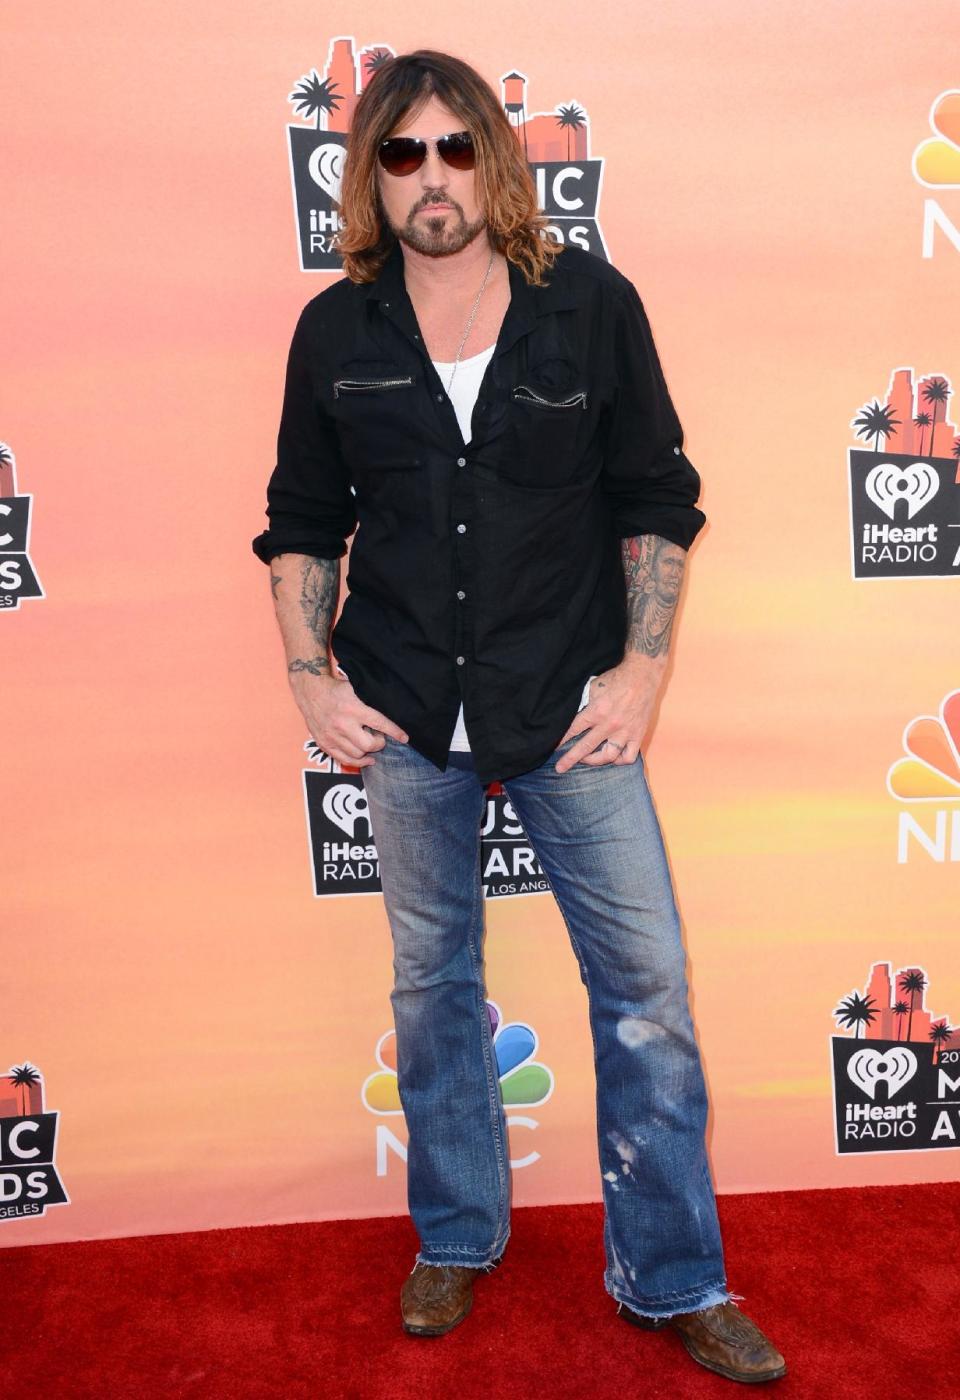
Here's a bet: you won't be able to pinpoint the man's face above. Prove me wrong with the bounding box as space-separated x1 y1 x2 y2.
652 547 685 603
376 95 487 257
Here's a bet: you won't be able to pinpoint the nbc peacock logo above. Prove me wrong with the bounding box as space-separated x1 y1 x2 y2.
887 689 960 863
361 999 554 1176
912 89 960 259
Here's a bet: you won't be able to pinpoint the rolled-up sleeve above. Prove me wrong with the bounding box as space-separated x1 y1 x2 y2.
250 306 357 565
600 281 706 551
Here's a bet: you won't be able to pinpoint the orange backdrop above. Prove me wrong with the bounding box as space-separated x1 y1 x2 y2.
3 1 959 1248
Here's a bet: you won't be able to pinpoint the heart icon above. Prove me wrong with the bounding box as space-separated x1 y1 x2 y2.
846 1046 917 1100
307 142 345 202
864 461 939 520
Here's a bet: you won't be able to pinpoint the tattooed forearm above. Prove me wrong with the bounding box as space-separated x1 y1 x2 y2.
298 556 339 646
269 552 340 679
621 534 687 658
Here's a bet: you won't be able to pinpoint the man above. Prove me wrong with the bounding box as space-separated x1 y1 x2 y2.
252 49 786 1385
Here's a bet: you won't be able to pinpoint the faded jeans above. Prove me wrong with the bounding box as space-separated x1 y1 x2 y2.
360 730 733 1319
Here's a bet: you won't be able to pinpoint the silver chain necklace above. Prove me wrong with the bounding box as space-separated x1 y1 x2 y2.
444 247 496 397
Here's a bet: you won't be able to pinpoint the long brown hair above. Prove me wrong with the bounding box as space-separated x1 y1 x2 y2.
335 50 564 287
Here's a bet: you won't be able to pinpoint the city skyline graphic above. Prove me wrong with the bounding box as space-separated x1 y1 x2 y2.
851 366 960 469
834 962 958 1062
1 1063 44 1117
0 442 17 497
289 38 597 164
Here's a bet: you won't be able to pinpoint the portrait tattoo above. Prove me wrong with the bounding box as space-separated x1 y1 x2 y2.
621 534 686 658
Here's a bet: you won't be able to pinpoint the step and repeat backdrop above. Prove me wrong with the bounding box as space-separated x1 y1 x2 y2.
3 3 958 1247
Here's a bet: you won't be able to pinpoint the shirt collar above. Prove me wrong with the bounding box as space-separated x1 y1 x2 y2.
362 237 579 318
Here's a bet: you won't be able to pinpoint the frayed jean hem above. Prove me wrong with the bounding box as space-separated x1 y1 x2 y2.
415 1227 510 1273
606 1276 741 1321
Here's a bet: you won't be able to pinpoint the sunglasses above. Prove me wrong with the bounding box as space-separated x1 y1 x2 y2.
377 129 476 178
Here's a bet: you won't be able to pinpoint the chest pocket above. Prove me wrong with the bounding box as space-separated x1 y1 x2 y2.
328 359 419 471
333 373 415 398
501 357 595 488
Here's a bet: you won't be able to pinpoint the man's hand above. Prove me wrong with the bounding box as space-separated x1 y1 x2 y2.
553 653 667 772
288 669 408 769
267 551 409 769
554 532 687 772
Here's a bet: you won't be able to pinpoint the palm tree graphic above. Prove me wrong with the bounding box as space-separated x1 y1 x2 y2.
913 412 932 456
363 49 392 79
898 970 927 1043
554 103 587 161
0 443 12 492
920 378 950 458
930 1020 955 1065
8 1063 42 1116
289 71 343 130
852 400 900 452
834 992 878 1037
893 1000 910 1040
952 436 960 462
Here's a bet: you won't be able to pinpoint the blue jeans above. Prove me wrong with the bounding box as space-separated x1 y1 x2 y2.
360 731 732 1319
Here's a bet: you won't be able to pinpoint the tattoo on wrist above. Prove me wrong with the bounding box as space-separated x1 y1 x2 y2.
288 656 330 676
621 534 686 658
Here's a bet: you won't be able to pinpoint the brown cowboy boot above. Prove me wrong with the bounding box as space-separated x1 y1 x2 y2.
400 1261 477 1336
619 1299 787 1383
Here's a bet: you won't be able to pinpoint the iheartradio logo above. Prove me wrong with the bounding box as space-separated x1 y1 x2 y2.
831 960 958 1154
864 461 940 521
847 364 959 579
846 1046 918 1099
321 782 370 836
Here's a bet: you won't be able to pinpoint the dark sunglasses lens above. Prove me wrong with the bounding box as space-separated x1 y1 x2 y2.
438 132 475 170
378 139 425 176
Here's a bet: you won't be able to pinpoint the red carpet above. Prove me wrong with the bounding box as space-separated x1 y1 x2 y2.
1 1182 957 1399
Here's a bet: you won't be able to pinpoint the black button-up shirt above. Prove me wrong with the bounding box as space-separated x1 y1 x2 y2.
251 240 706 784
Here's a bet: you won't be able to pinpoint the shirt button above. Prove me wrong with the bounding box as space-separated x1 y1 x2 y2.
456 656 465 665
436 393 444 402
457 590 466 600
673 445 681 454
457 523 466 534
457 456 466 467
